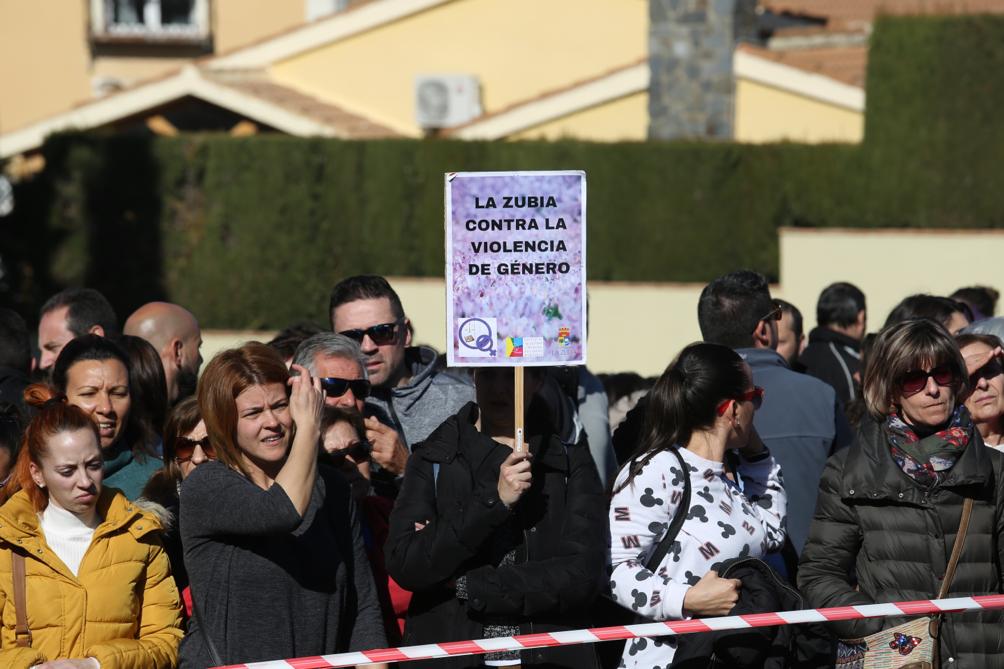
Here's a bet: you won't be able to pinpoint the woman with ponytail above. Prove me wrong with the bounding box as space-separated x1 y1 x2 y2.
0 385 182 669
608 342 786 668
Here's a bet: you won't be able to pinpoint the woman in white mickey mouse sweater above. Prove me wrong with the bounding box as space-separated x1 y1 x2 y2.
608 343 787 669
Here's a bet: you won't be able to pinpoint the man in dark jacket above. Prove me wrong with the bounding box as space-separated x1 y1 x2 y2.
698 270 851 553
799 282 867 407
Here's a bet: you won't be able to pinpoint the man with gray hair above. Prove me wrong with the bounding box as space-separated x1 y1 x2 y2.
293 332 409 477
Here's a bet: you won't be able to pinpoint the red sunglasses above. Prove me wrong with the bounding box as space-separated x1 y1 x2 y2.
716 386 765 416
899 365 956 396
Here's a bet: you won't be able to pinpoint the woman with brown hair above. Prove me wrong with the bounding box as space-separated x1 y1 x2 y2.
0 385 182 668
800 319 1004 668
178 342 385 668
141 397 212 614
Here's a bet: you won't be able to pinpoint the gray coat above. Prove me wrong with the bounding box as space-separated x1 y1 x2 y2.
366 345 475 449
178 462 385 667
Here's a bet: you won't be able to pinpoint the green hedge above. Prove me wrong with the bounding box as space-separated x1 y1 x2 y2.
4 15 1004 328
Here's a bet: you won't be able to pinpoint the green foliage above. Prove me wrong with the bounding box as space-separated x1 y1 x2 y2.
5 15 1003 328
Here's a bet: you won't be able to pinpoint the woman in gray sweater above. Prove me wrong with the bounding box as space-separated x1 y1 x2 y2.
178 342 386 667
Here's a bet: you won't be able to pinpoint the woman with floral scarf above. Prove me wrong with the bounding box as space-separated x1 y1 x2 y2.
798 318 1004 669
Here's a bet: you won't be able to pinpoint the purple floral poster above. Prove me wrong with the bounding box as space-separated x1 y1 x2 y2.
445 171 586 367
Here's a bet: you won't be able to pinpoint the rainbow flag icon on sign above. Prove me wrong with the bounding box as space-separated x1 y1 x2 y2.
505 337 524 358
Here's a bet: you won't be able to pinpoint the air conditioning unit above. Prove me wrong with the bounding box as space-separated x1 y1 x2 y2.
414 74 482 129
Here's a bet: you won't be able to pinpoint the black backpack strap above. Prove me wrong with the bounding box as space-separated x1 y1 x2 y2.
645 447 691 571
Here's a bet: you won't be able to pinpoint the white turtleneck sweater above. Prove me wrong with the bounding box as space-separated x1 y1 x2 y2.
39 502 100 577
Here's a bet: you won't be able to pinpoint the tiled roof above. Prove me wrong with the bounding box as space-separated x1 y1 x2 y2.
206 73 400 139
738 42 869 88
762 0 1004 22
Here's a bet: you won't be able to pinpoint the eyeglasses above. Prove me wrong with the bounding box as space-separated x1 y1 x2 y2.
174 436 215 464
338 320 402 345
319 377 371 399
969 356 1004 387
716 386 765 415
751 302 783 334
899 365 956 396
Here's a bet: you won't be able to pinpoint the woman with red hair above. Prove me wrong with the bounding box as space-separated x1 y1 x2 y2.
0 385 182 669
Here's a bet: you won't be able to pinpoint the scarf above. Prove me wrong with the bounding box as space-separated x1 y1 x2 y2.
885 405 973 487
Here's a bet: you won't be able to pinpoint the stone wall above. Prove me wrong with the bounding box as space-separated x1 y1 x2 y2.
648 0 758 140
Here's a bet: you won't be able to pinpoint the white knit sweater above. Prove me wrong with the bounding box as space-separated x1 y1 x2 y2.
39 502 100 577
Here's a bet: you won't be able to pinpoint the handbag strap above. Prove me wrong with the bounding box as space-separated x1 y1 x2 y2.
645 447 692 570
938 497 974 599
929 496 974 663
12 551 31 648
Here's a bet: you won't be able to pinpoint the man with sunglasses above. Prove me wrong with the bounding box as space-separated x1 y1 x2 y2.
329 276 474 471
696 270 851 557
292 332 412 480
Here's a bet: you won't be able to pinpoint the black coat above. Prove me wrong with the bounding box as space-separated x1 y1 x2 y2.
386 402 607 669
798 328 862 408
672 557 834 669
798 417 1004 668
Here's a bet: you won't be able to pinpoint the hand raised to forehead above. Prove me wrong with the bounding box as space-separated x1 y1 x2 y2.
288 364 324 436
963 345 1003 376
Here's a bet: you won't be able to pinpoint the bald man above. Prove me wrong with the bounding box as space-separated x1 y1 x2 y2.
124 302 203 403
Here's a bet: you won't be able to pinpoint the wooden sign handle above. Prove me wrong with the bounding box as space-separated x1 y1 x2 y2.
514 366 525 454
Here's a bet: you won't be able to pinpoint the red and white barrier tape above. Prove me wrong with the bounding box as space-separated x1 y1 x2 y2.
212 594 1004 669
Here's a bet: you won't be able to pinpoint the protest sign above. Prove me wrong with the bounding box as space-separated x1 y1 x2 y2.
445 170 587 368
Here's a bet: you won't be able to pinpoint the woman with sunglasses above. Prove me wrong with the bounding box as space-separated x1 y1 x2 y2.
799 319 1004 667
321 406 411 646
178 343 385 667
956 333 1004 452
141 397 214 616
608 342 784 668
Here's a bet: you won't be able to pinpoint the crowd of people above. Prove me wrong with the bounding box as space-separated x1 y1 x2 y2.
0 273 1001 669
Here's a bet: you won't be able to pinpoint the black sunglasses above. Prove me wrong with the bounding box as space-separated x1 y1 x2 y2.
318 377 371 399
326 439 372 465
969 356 1004 387
174 436 215 463
750 301 783 334
899 364 956 396
338 320 402 345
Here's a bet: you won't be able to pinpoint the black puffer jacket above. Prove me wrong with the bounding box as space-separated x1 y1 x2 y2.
386 401 607 669
798 417 1004 668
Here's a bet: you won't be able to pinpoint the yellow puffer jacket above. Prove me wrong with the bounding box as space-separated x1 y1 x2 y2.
0 487 183 669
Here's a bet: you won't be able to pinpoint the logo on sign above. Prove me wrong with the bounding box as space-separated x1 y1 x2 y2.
557 326 571 347
458 318 496 358
505 337 524 358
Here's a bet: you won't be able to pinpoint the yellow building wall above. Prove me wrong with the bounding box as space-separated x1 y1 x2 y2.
92 1 307 90
735 78 863 143
509 92 648 142
214 0 306 54
0 1 92 132
0 0 306 131
270 0 648 136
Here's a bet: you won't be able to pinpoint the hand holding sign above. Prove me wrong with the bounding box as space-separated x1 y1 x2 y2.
497 450 533 507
